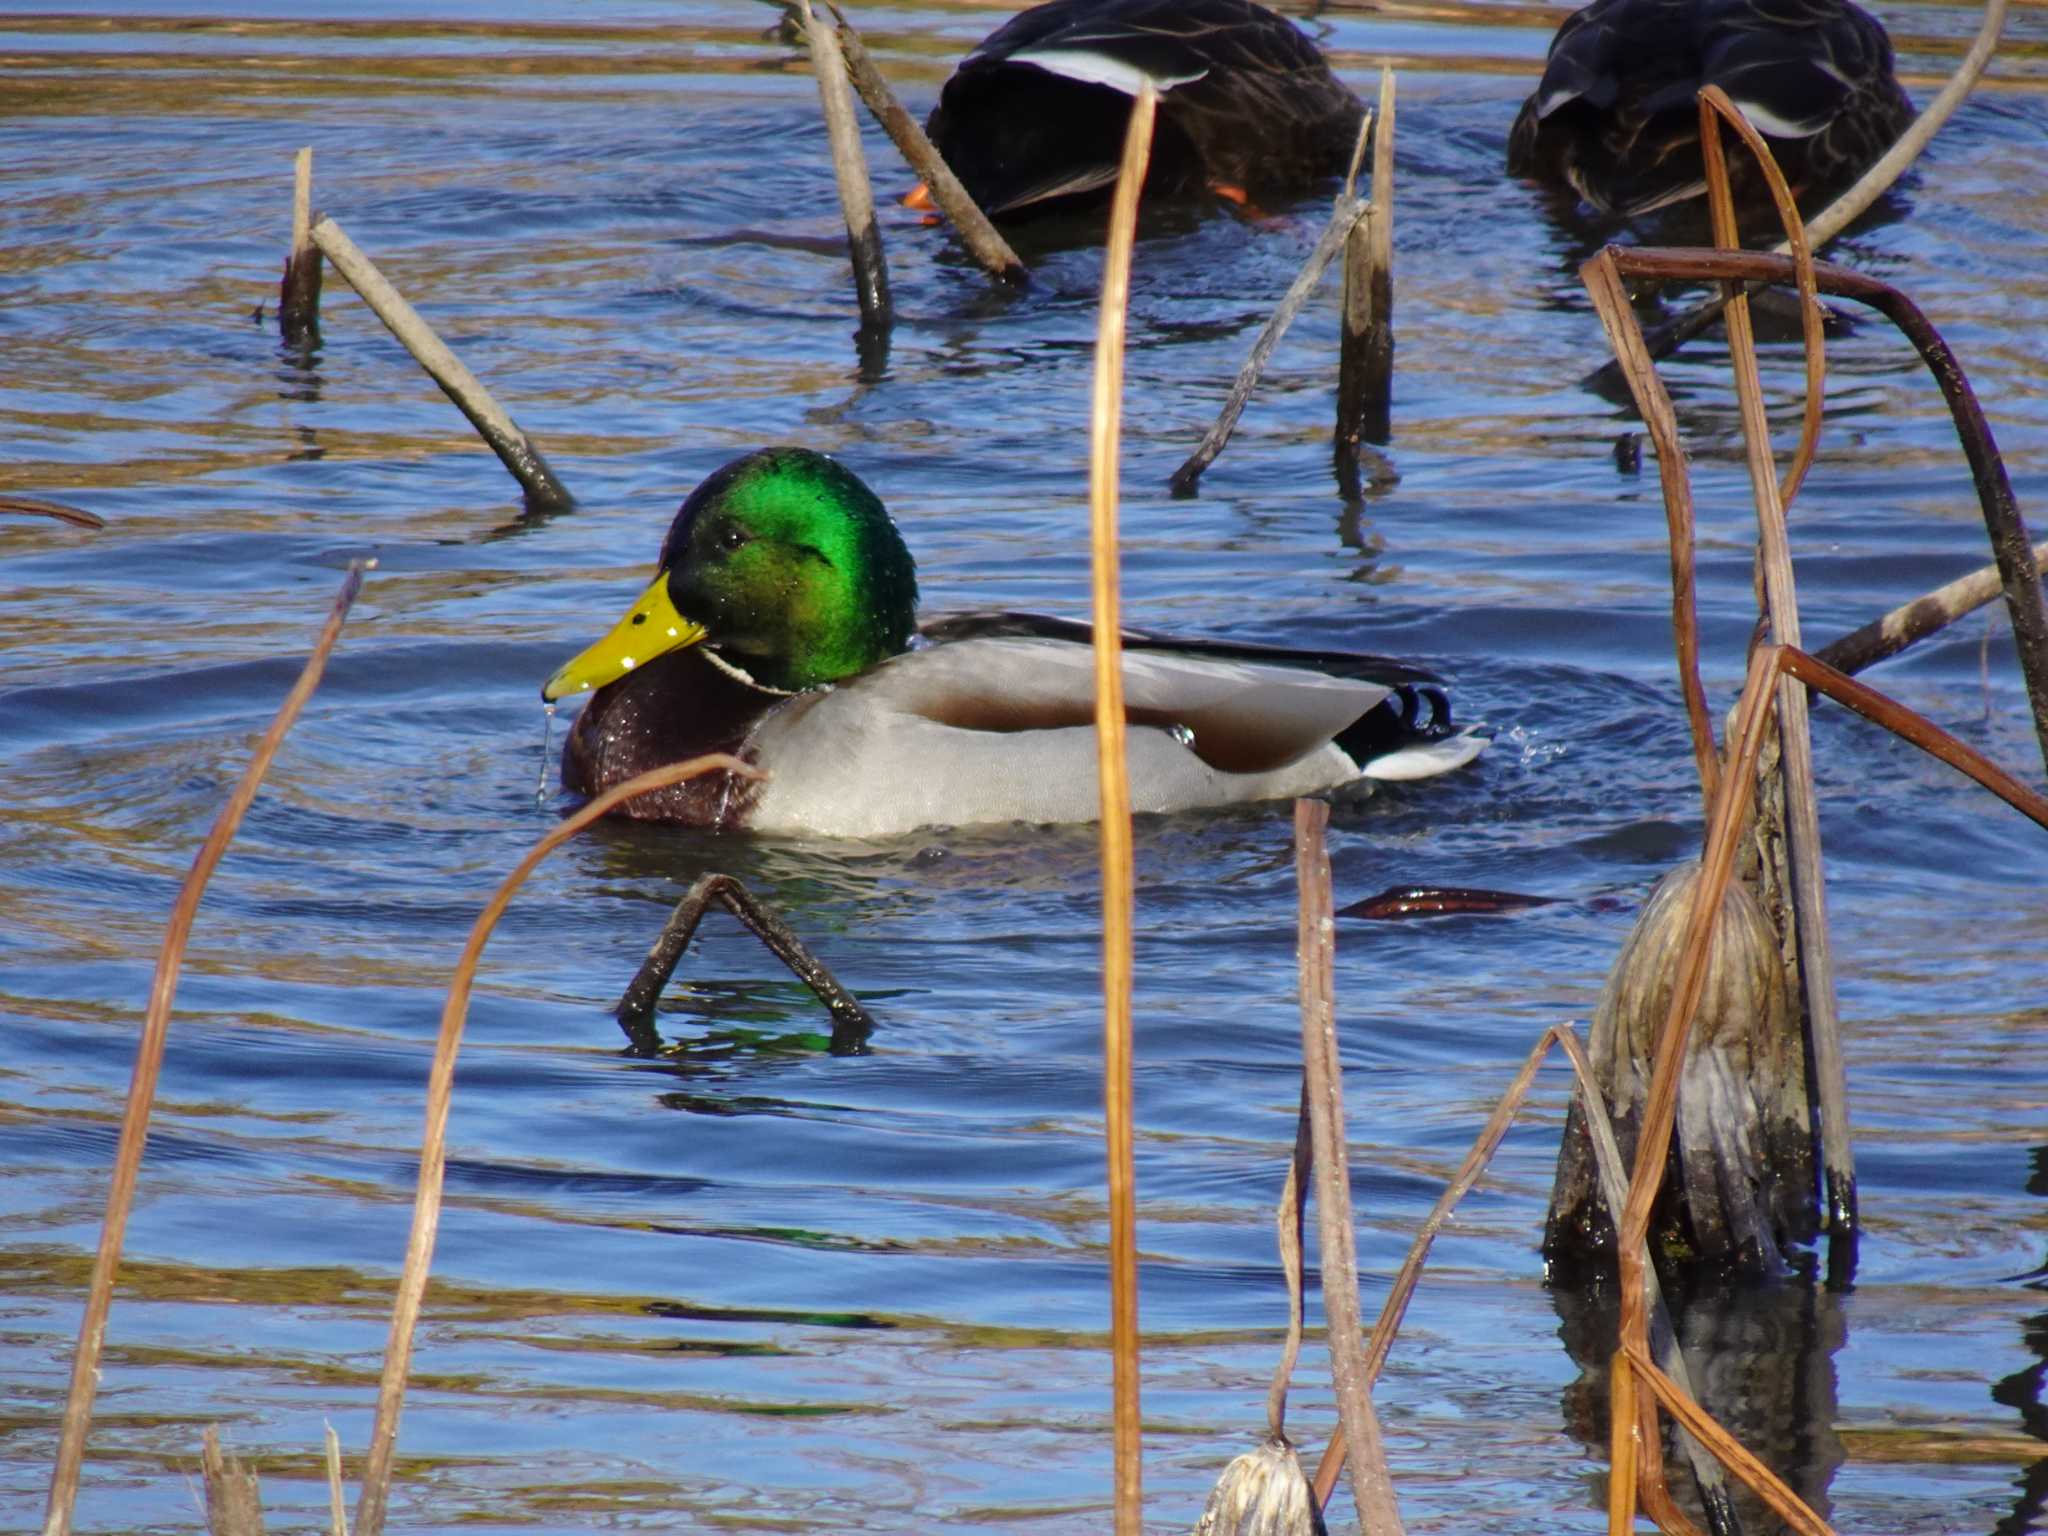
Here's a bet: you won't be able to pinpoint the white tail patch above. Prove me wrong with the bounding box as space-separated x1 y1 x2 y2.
1004 47 1209 96
1360 726 1491 782
1730 95 1826 139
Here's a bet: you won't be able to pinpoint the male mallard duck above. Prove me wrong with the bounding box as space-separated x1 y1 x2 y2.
542 448 1485 837
1506 0 1915 218
920 0 1366 219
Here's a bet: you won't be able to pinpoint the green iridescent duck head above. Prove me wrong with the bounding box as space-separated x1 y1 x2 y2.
543 447 920 701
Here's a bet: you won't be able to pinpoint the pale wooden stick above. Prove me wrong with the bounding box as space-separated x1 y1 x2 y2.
280 147 322 342
42 564 370 1536
1295 800 1405 1536
1800 0 2009 252
798 0 892 365
825 2 1026 284
1091 81 1155 1536
309 217 572 510
350 753 763 1536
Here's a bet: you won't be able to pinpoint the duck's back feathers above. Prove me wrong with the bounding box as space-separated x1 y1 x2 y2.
747 632 1475 838
1508 0 1913 217
927 0 1365 217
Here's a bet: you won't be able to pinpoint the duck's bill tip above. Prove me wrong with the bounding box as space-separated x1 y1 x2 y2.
540 573 708 702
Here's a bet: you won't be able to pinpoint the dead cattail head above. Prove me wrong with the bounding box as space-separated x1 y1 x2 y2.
1190 1434 1328 1536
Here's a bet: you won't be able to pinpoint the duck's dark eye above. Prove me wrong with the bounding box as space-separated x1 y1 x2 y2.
717 523 750 554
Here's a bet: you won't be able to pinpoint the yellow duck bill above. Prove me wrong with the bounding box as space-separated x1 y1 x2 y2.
542 573 709 701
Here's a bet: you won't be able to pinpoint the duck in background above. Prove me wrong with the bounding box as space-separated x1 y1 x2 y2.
915 0 1366 220
1507 0 1915 218
542 448 1486 837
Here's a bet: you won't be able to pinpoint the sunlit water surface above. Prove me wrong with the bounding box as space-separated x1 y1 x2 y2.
2 2 2045 1530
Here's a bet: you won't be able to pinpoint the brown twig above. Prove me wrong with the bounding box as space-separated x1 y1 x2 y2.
1171 195 1370 496
43 563 369 1536
0 495 105 530
611 872 876 1055
1784 645 2048 828
280 146 322 345
200 1426 265 1536
351 752 762 1536
825 1 1026 285
1294 800 1404 1535
309 217 572 511
1091 82 1153 1536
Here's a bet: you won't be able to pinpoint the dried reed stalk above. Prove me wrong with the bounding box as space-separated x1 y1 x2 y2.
351 752 762 1536
1091 82 1155 1536
1170 179 1371 496
1606 246 2048 771
1309 1022 1732 1531
798 0 892 371
825 1 1026 284
1580 248 1718 814
1697 91 1857 1262
42 563 370 1536
1592 0 2010 379
1294 800 1404 1536
280 147 322 344
324 1424 346 1536
308 217 573 511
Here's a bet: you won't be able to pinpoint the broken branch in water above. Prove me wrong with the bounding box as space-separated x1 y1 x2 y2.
280 146 322 345
613 872 875 1056
797 0 892 375
42 562 370 1536
1815 540 2048 678
826 1 1026 285
1336 75 1395 488
1171 194 1370 496
309 216 573 511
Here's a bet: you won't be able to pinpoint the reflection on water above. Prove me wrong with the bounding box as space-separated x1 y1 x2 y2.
3 0 2047 1530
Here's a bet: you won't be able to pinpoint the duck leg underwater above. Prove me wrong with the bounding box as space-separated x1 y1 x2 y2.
613 873 875 1056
